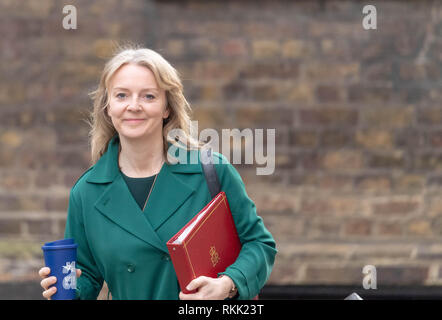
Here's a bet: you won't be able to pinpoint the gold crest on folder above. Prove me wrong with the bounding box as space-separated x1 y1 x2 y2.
209 246 220 267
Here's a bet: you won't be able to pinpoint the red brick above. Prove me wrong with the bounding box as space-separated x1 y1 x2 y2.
239 61 299 79
0 170 30 190
417 107 442 126
299 109 358 127
300 198 329 215
361 61 393 82
368 151 406 169
0 195 21 211
303 265 362 284
315 85 343 102
0 220 21 235
315 174 354 190
297 151 322 171
355 174 392 191
322 150 364 170
373 200 419 215
289 129 318 148
414 152 442 170
377 266 428 285
45 196 69 212
362 107 415 129
27 219 52 235
305 218 341 238
221 39 248 57
344 219 372 236
319 129 354 148
235 107 294 128
348 85 392 103
376 221 403 236
427 130 442 148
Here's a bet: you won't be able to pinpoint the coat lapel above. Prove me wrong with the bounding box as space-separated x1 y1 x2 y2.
87 135 203 255
144 162 198 231
94 174 169 254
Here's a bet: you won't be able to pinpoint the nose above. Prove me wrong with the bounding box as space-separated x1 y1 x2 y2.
126 97 141 111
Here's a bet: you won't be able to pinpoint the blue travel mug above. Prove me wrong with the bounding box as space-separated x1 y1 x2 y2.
42 238 78 300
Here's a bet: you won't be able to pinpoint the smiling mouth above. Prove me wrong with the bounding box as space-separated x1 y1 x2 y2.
124 119 145 122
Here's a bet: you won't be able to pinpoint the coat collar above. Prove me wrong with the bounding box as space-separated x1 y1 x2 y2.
87 135 203 254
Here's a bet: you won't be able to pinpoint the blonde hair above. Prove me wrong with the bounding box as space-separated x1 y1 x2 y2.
87 45 203 165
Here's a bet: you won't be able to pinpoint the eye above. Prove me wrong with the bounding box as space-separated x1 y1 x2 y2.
145 94 155 100
116 93 126 99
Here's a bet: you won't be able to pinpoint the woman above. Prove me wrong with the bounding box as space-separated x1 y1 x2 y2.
39 47 277 300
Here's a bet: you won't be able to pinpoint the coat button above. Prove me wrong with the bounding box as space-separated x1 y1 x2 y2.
127 264 135 273
162 255 170 261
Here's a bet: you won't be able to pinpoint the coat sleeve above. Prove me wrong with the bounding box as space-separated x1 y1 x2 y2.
213 152 277 300
64 187 104 300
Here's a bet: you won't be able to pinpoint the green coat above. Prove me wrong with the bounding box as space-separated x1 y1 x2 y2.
65 135 277 300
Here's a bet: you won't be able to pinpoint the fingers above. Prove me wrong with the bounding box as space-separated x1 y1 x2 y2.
42 286 57 300
39 267 80 300
41 276 57 300
40 276 57 290
180 276 230 300
180 276 211 300
39 266 55 291
179 291 192 300
186 276 209 292
179 290 201 300
38 267 50 278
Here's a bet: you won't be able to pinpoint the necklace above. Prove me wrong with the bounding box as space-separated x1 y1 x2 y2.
142 174 158 211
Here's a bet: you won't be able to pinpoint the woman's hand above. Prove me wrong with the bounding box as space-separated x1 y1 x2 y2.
38 266 82 300
179 275 235 300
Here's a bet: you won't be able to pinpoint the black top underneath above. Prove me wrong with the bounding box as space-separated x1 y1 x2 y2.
120 171 156 210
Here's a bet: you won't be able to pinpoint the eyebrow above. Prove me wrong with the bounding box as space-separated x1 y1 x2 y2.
112 87 159 92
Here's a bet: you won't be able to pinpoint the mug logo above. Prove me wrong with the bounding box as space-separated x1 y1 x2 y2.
209 246 220 267
62 261 76 290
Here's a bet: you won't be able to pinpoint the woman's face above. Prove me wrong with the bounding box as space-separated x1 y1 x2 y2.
107 63 169 141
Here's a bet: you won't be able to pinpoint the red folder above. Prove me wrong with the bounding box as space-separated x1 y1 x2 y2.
166 191 241 294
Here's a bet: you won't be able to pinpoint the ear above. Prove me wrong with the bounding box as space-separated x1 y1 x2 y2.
163 106 170 119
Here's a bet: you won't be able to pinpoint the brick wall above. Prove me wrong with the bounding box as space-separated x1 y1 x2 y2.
1 0 441 295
